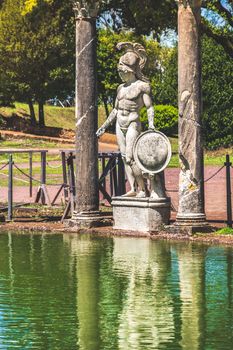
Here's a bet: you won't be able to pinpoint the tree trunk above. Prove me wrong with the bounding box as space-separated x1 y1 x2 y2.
28 98 36 125
38 100 45 127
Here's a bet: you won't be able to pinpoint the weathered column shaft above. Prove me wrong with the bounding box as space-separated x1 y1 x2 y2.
75 16 99 213
177 0 206 222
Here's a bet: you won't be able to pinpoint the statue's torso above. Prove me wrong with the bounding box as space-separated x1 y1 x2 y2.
116 80 149 129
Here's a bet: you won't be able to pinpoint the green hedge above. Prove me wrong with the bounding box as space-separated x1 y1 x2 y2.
140 104 178 135
206 135 233 150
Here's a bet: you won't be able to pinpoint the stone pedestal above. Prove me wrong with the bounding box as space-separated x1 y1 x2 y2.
112 197 171 232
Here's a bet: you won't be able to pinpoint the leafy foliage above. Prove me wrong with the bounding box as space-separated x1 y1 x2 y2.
148 35 233 149
202 35 233 149
201 0 233 58
0 0 75 125
104 1 233 58
140 105 178 135
97 29 174 114
97 29 137 112
215 227 233 235
101 0 177 39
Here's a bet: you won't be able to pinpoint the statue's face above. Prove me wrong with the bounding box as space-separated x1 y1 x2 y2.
118 70 131 82
118 65 135 82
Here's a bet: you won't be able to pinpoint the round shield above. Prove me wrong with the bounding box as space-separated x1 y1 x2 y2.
133 130 171 174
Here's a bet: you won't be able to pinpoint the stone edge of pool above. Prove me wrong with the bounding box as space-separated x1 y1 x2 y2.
0 221 233 246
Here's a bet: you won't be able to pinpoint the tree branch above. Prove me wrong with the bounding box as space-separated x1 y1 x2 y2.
201 21 233 58
214 0 233 27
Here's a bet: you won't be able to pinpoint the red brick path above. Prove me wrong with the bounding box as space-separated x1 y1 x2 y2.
0 166 231 223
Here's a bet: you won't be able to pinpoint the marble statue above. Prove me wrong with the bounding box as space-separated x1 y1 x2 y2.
96 42 169 199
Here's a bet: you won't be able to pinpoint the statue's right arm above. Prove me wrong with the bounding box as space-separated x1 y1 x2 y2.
96 98 118 137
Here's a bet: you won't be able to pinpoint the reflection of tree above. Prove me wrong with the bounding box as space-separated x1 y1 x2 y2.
175 243 206 350
0 233 77 349
204 246 233 347
227 248 233 308
113 238 175 349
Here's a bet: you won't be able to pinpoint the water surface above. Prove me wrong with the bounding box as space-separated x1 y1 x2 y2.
0 233 232 349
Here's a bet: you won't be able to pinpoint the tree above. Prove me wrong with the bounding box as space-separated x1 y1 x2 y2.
201 0 233 59
0 0 75 126
103 0 233 58
150 35 233 148
97 28 172 117
202 35 233 149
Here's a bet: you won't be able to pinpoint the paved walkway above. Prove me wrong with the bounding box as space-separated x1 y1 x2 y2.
0 165 231 223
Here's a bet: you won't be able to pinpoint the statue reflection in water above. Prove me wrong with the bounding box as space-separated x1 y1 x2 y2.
63 235 233 350
112 238 175 349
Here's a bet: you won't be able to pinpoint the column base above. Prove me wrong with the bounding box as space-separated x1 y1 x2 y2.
64 210 113 230
169 212 215 235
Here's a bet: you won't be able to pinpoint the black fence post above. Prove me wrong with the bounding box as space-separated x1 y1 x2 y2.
68 153 76 214
29 151 33 197
101 155 106 193
112 155 118 196
61 151 69 201
225 154 232 228
8 154 13 221
40 151 46 204
117 153 126 196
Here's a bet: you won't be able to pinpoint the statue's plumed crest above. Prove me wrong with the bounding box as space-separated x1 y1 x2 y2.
116 42 147 71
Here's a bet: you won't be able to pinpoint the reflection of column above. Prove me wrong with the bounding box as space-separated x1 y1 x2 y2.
113 238 174 349
227 249 233 307
65 236 101 350
176 243 206 350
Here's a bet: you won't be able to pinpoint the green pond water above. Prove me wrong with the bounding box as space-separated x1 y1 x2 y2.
0 233 232 350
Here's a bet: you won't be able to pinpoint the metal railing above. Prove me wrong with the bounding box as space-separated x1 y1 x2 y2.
0 150 126 222
0 150 232 227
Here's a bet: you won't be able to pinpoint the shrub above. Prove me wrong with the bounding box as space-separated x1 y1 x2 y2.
140 104 178 135
206 135 233 150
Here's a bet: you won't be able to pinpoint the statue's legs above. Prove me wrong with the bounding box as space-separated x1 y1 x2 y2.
126 123 147 197
125 122 140 164
150 172 167 199
116 122 137 195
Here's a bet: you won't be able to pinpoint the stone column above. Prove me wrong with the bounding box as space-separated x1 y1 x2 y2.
69 1 102 228
176 0 207 230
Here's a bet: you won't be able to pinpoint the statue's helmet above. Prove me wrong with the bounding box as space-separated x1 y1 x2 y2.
116 42 148 81
118 51 140 74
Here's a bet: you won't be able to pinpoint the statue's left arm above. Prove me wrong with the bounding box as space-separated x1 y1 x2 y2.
142 85 155 130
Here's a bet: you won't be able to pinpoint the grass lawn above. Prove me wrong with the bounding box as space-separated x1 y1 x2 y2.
0 134 232 168
0 102 107 129
1 102 233 167
214 227 233 235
